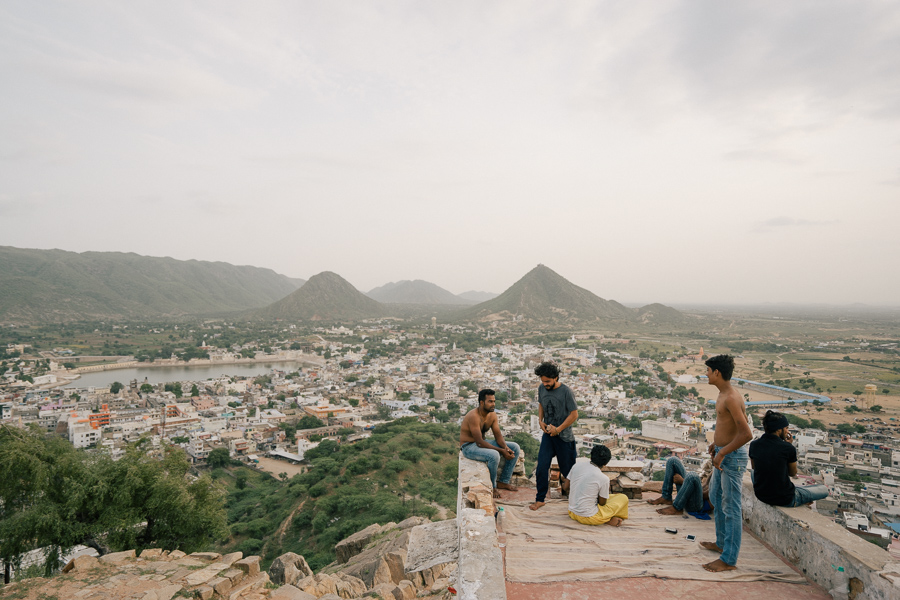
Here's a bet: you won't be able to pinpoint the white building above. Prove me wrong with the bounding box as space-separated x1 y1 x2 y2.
641 419 690 444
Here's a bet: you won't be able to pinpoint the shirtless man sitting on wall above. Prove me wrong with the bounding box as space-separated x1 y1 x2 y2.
459 389 521 499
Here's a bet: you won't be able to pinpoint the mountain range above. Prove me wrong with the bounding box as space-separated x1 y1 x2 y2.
0 247 682 326
0 246 304 322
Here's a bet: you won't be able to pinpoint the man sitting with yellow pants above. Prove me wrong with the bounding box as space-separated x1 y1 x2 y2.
566 445 629 527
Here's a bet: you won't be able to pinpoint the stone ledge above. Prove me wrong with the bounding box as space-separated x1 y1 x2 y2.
456 455 506 600
741 475 900 600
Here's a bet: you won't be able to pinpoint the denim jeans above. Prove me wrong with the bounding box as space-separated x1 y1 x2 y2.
460 441 521 488
709 445 748 566
789 484 829 507
662 457 703 512
535 433 577 503
661 457 687 501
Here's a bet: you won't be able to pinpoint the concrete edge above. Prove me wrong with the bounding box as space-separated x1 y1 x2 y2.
741 475 900 600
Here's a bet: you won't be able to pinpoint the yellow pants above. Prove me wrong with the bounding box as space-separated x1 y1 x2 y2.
568 493 629 525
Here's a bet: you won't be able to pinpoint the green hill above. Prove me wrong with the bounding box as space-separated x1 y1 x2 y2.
255 271 388 322
0 246 303 322
213 419 460 571
454 264 635 325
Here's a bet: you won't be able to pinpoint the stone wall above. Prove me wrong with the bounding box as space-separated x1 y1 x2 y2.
741 476 900 600
455 455 507 600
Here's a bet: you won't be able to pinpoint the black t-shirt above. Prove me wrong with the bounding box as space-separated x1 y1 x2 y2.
749 433 797 506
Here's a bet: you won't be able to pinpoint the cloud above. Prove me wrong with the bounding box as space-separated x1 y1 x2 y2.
753 217 833 233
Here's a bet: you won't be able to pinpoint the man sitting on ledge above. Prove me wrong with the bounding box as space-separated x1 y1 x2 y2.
565 445 629 527
460 388 521 499
749 410 829 508
648 456 713 518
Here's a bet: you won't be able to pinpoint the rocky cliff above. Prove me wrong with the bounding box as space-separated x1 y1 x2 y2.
0 518 457 600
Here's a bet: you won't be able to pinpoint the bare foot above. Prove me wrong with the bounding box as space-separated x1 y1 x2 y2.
700 541 722 553
493 488 502 499
702 559 736 572
656 506 682 516
497 482 519 492
529 501 546 511
607 516 624 527
647 497 672 506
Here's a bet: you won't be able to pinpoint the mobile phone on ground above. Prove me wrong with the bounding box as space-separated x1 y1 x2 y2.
665 527 677 534
686 534 696 541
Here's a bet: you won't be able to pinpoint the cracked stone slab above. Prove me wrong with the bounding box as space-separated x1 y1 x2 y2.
405 519 458 573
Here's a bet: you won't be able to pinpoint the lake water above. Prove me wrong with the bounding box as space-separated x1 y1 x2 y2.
63 362 309 389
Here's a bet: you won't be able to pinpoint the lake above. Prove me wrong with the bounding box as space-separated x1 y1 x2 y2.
63 362 309 389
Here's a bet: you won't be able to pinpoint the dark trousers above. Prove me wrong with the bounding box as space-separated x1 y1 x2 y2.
535 433 577 502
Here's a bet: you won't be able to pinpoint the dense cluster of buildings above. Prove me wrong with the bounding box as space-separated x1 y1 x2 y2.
2 330 899 549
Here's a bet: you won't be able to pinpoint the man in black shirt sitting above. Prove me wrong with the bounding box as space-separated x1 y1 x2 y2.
749 410 829 508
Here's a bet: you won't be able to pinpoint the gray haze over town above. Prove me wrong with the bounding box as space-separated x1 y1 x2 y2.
2 1 900 306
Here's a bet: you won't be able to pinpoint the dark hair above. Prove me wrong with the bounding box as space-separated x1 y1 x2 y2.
534 361 560 379
477 388 495 404
762 410 790 434
590 444 612 468
705 354 735 381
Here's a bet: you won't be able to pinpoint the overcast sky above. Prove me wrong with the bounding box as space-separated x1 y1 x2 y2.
2 1 899 306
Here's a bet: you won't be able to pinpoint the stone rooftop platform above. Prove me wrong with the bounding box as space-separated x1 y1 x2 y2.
455 454 900 600
497 485 831 600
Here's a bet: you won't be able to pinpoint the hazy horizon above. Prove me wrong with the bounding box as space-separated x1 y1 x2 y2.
2 2 899 305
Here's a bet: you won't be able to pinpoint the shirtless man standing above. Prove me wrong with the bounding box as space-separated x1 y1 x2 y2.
460 389 521 498
700 354 753 573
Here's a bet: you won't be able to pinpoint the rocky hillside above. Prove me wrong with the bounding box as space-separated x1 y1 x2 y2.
255 272 388 322
0 246 303 322
0 522 456 600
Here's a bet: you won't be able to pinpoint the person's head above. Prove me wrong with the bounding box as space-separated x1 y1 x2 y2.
590 444 612 468
478 388 496 412
534 361 560 389
705 354 735 382
762 410 790 438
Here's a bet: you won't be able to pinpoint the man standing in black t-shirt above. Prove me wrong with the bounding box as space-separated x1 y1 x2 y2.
749 410 829 507
530 361 578 511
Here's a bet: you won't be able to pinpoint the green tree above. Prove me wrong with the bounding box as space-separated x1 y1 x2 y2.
297 415 326 430
870 405 883 413
207 447 231 469
140 383 154 394
164 382 183 398
110 381 124 394
191 384 200 397
0 427 227 579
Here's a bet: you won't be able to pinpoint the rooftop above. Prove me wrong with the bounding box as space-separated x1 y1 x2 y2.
454 455 900 600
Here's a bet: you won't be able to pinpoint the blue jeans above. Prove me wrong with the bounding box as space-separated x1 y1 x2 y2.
709 445 748 566
789 484 829 507
461 441 521 488
662 457 703 513
535 434 577 503
661 457 687 500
